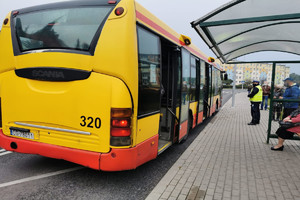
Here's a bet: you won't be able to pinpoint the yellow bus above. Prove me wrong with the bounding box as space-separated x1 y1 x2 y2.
0 0 223 171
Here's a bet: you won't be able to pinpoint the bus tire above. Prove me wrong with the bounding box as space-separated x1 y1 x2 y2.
188 110 193 134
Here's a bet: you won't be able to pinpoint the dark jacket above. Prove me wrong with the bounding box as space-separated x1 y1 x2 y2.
248 86 259 98
283 84 300 108
274 88 283 98
262 85 271 96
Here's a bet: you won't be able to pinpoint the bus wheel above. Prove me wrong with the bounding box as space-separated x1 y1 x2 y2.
188 111 193 134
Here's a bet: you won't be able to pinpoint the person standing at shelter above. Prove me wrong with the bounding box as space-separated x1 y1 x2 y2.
247 80 263 125
261 82 271 110
273 86 283 121
280 78 300 118
271 108 300 151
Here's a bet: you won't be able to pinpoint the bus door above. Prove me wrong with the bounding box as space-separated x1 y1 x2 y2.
196 59 203 124
203 63 212 118
178 48 191 141
158 42 180 152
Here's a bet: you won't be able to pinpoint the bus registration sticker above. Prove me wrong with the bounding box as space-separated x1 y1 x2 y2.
10 127 34 140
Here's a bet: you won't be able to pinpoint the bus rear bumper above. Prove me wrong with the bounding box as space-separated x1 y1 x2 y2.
0 130 158 171
100 135 158 171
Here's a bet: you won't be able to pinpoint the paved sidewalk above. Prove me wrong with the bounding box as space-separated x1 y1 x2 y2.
146 92 300 200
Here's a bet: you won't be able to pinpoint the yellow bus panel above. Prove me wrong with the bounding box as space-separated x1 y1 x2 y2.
0 70 132 153
136 114 160 144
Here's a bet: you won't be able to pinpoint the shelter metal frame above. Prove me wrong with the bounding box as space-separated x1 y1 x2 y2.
229 61 300 143
191 0 300 143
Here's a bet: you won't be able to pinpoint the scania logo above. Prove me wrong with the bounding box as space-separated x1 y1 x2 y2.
32 70 65 79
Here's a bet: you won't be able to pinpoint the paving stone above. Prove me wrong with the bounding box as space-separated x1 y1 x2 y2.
181 187 190 196
160 190 171 199
178 194 187 200
146 93 300 200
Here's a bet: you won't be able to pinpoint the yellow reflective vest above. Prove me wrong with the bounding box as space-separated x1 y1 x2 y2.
250 85 263 102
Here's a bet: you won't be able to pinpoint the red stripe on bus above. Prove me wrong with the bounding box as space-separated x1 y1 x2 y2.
193 113 197 128
136 11 182 45
179 120 188 140
136 11 208 61
100 134 159 171
0 130 159 171
210 104 216 116
198 111 204 124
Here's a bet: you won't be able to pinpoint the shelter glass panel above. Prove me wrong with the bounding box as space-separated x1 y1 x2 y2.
224 42 300 61
205 0 300 22
216 22 300 54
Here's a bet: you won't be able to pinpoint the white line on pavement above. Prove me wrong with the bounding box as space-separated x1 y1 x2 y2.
0 166 84 188
0 149 6 153
0 151 12 157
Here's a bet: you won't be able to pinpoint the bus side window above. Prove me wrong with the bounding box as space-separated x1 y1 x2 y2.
190 56 197 102
137 26 161 116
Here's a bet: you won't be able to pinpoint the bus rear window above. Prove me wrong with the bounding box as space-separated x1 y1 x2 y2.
13 7 113 52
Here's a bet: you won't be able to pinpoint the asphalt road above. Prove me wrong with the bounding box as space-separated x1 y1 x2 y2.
0 90 235 200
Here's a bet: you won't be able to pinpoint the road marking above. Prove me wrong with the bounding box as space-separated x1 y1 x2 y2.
0 166 84 188
0 149 6 153
0 151 12 157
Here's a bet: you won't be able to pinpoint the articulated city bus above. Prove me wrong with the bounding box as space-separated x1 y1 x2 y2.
0 0 223 171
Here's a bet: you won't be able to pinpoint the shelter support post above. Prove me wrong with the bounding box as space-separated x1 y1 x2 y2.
232 64 237 107
267 62 276 144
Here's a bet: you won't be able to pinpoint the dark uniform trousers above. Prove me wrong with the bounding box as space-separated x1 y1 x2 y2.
251 102 260 124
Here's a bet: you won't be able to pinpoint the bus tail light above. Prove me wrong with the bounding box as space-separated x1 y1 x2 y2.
110 108 132 146
108 0 117 4
112 119 130 128
111 128 131 137
12 11 19 16
111 108 131 118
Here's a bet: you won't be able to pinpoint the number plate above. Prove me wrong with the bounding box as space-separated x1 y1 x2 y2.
10 128 34 140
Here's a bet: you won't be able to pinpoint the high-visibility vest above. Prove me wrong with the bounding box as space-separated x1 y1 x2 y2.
250 85 263 102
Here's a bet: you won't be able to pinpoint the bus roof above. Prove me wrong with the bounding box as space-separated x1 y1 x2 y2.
135 1 221 70
12 0 119 14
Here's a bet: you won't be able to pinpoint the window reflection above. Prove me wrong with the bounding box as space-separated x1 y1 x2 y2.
137 27 161 116
181 49 191 122
190 57 196 102
14 7 112 52
199 60 205 112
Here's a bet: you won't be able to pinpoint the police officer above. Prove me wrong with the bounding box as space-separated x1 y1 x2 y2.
248 80 263 125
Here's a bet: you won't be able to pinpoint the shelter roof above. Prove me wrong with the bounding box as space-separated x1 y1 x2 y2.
191 0 300 63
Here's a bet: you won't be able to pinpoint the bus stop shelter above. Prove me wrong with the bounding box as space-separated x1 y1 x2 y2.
191 0 300 143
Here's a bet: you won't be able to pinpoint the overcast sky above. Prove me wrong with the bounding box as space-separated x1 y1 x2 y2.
1 0 300 73
0 0 229 55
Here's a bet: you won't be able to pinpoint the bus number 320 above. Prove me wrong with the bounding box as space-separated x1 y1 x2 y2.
80 116 101 129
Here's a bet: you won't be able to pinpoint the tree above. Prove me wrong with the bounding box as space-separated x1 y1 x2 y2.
244 78 252 87
223 79 233 86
